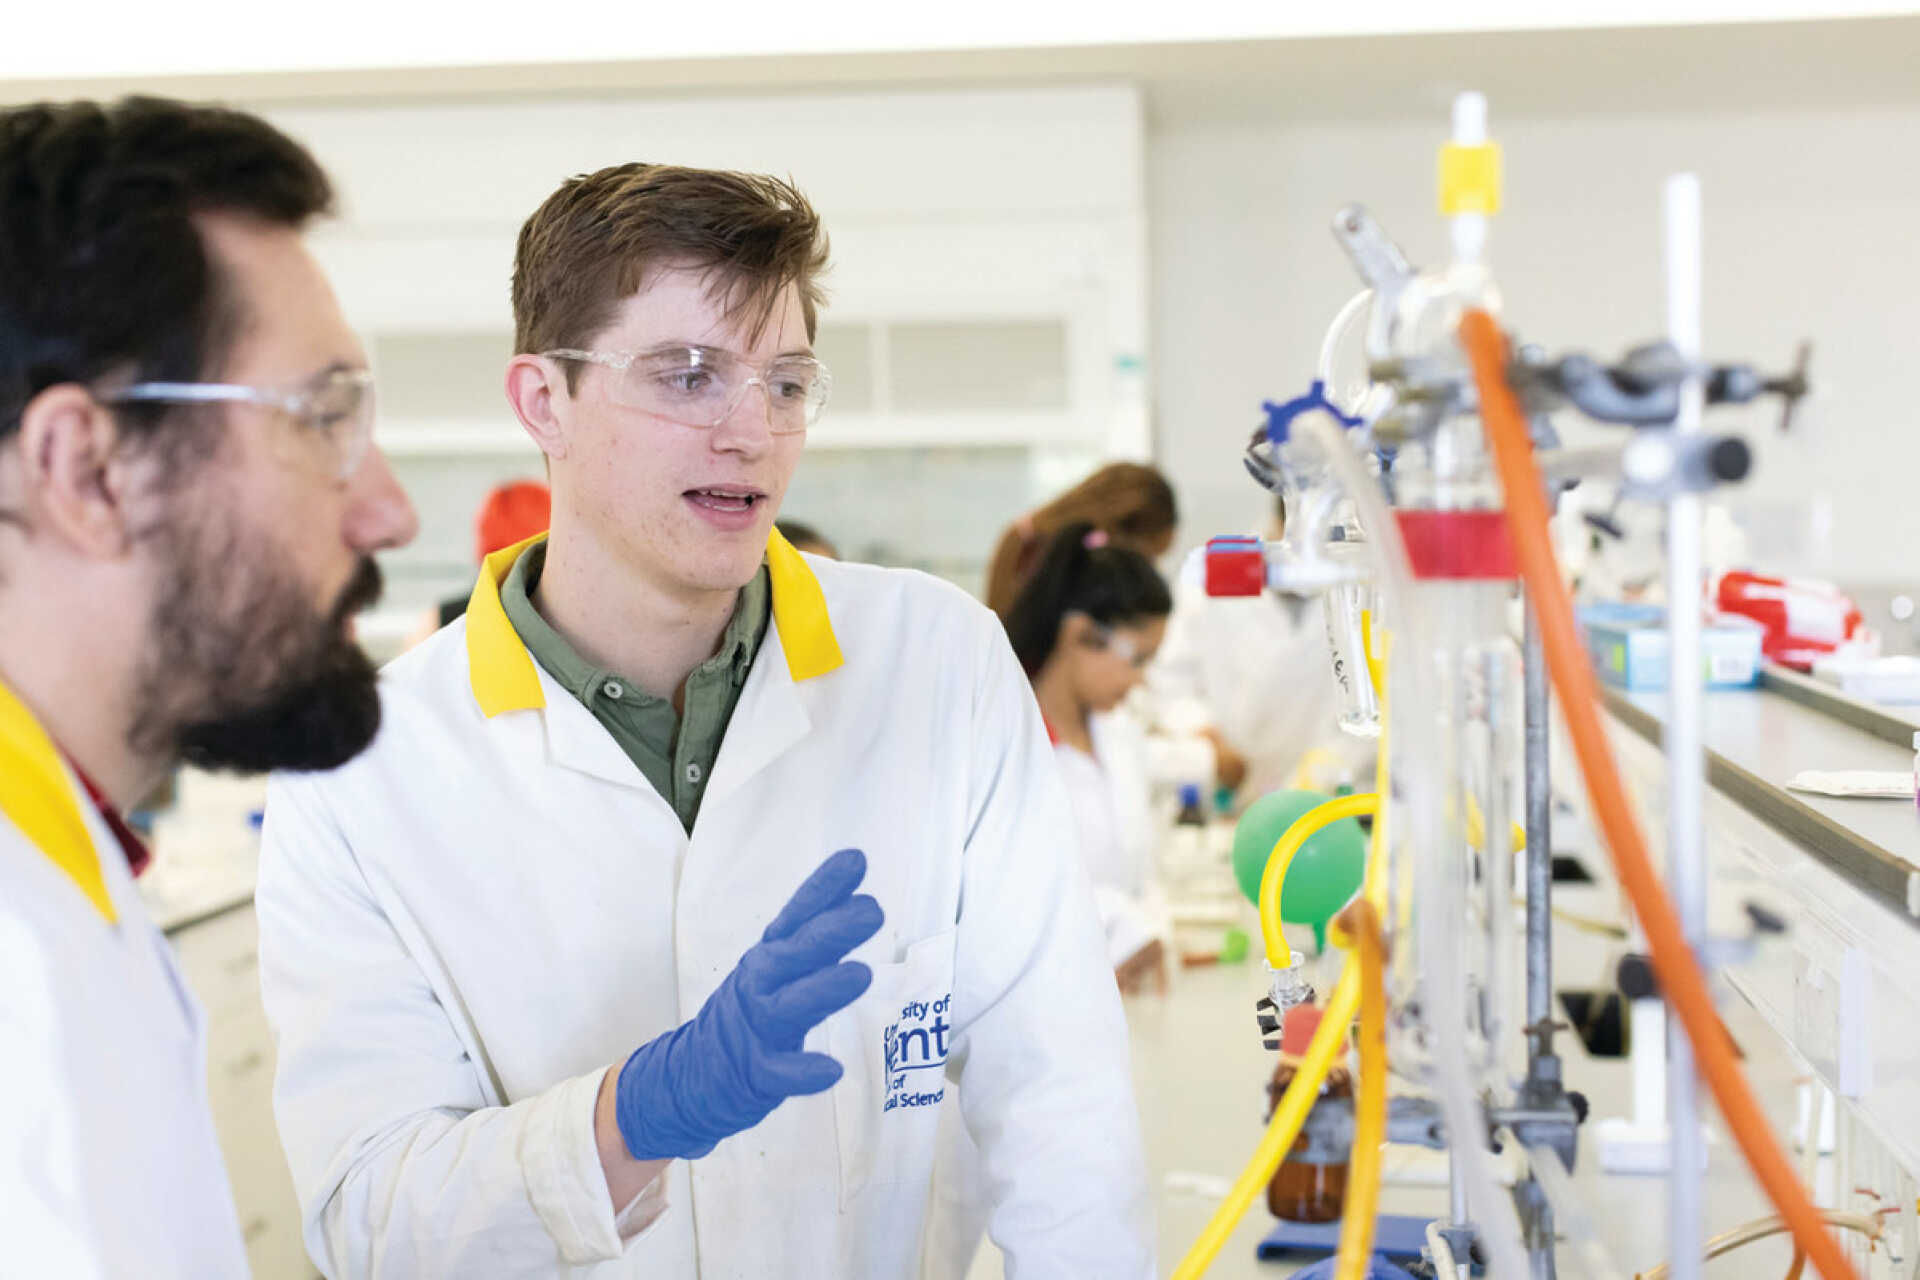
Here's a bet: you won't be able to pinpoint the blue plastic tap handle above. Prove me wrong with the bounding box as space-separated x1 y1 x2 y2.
1261 379 1367 446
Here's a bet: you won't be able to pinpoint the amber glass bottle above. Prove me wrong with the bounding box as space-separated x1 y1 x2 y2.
1265 1002 1353 1222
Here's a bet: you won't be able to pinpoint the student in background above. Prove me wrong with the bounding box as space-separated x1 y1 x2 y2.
986 461 1240 791
1002 521 1176 992
925 522 1178 1280
983 461 1176 618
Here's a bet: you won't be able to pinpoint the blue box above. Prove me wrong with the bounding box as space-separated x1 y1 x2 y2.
1577 603 1762 692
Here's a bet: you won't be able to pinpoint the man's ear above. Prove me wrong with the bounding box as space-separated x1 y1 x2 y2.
506 355 571 462
13 384 144 558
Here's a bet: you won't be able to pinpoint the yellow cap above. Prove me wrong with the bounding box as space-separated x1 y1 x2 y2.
1439 142 1502 216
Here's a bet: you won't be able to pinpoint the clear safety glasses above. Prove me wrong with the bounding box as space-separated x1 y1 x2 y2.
1080 618 1154 669
543 344 832 434
101 367 376 482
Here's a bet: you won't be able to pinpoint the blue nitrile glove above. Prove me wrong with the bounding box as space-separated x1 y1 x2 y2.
614 847 884 1161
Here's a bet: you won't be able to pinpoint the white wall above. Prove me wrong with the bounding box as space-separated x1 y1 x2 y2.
1149 99 1920 584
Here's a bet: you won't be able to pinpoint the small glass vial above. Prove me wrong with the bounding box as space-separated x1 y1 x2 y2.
1265 1003 1352 1222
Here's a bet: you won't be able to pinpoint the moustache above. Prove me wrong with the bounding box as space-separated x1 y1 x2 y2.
331 557 385 626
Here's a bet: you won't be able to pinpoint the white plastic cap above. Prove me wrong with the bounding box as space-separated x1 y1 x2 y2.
1452 91 1488 146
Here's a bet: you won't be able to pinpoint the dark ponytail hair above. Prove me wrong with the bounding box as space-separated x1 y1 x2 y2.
1002 522 1173 677
984 462 1178 618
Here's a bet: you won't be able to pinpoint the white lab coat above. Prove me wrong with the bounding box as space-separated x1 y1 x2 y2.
256 536 1153 1279
1053 712 1167 968
0 692 248 1280
922 710 1169 1280
1143 580 1366 801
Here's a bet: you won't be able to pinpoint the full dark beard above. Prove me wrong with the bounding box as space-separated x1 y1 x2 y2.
131 512 386 775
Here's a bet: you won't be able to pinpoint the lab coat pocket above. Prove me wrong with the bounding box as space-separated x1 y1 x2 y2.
830 929 956 1209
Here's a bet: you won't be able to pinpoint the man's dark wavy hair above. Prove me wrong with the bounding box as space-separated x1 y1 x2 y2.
0 96 334 471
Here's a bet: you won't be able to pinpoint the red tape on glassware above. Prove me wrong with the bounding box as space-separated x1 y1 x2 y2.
1394 509 1518 580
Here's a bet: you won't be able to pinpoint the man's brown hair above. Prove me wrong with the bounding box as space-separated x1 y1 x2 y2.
512 163 830 382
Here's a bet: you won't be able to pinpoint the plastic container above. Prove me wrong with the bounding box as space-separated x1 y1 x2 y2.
1578 602 1763 691
1266 1003 1352 1221
1811 654 1920 705
1176 783 1207 826
1715 570 1867 670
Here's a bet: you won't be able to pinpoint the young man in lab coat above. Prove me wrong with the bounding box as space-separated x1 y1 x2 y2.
256 164 1155 1276
0 99 418 1277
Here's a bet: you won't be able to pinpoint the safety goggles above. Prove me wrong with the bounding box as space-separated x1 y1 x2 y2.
543 344 831 433
1079 618 1154 669
101 367 375 482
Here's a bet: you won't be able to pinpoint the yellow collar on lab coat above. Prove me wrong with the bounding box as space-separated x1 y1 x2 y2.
0 676 116 924
464 528 844 719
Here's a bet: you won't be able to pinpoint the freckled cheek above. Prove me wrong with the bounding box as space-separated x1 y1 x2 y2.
582 433 683 520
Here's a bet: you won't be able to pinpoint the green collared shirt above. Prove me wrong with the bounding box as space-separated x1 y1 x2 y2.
498 541 770 832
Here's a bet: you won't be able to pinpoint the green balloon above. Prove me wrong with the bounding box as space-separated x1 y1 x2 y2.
1231 789 1368 950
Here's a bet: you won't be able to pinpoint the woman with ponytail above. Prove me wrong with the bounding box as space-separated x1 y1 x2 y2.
925 522 1180 1280
983 461 1178 619
1002 521 1178 992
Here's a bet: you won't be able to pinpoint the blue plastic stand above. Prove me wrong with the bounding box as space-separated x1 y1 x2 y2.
1256 1213 1436 1268
1282 1255 1420 1280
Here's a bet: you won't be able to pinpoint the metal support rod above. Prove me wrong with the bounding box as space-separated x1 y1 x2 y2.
1663 171 1708 1280
1515 1135 1632 1280
1450 1146 1471 1232
1525 598 1554 1040
1519 1179 1558 1280
1521 597 1560 1280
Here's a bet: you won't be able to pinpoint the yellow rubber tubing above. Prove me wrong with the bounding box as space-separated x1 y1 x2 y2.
1360 609 1384 699
1328 899 1389 1280
1259 792 1380 967
1174 633 1396 1279
1169 963 1362 1280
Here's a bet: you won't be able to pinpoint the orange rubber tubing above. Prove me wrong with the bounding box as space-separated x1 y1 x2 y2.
1329 898 1388 1280
1460 308 1858 1280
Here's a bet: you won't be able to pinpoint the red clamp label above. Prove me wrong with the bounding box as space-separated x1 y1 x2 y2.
1395 510 1518 580
1204 536 1267 597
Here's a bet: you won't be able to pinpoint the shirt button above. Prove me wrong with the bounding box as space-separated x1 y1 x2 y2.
603 680 624 700
685 762 703 785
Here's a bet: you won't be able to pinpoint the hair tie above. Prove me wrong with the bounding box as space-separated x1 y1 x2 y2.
1083 529 1110 550
1013 514 1037 541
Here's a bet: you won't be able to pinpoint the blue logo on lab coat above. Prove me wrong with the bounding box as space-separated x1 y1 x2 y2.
882 994 951 1113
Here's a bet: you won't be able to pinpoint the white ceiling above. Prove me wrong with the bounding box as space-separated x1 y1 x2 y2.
6 11 1919 129
6 1 1917 84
